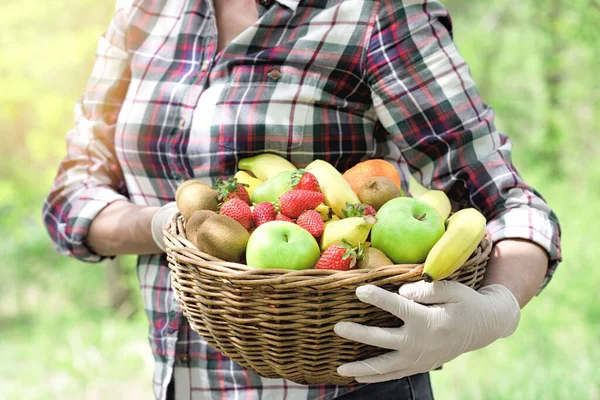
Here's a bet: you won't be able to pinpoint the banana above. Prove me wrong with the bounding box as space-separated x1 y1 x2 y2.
323 214 341 227
238 153 297 181
315 203 333 222
422 208 487 282
305 159 360 218
320 215 377 251
418 190 451 222
234 171 263 198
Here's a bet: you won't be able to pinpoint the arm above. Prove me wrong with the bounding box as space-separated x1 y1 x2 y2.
334 0 561 382
41 1 158 260
364 0 561 286
483 239 548 308
87 201 160 256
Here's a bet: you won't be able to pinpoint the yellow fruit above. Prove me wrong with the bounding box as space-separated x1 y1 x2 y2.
238 153 297 181
422 208 487 282
320 215 377 251
418 190 451 222
315 203 333 221
234 171 263 198
408 175 429 198
305 159 360 218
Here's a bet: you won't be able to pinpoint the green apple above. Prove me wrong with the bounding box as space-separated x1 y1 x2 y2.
250 171 293 204
246 221 321 270
371 197 445 264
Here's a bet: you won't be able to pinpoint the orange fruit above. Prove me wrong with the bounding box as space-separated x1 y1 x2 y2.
343 159 402 194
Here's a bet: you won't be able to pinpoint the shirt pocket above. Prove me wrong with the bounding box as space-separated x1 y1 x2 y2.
219 64 323 153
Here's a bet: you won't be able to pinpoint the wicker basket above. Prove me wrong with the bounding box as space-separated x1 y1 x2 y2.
165 213 492 386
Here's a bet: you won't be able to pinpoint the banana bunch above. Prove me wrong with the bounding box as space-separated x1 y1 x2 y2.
305 159 360 218
238 153 297 181
422 208 487 282
320 215 377 251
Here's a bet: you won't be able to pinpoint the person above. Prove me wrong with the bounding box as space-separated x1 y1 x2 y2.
42 0 561 399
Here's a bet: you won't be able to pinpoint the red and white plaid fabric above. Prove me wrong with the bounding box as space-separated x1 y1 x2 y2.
43 0 562 398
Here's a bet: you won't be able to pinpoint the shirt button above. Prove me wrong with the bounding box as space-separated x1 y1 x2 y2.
201 60 209 72
267 68 281 81
178 117 186 129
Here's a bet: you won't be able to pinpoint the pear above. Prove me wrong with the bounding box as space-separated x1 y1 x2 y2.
357 247 394 269
250 170 294 204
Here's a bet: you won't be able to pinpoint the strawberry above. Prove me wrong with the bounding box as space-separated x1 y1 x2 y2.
276 213 295 223
214 177 251 205
364 205 377 216
219 198 253 230
278 190 325 218
290 169 321 192
253 202 277 227
342 202 376 218
296 210 324 238
314 240 364 271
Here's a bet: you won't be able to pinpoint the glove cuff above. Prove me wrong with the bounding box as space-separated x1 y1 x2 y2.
151 202 178 252
479 284 521 338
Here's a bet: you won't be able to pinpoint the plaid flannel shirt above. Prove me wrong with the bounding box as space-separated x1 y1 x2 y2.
42 0 562 398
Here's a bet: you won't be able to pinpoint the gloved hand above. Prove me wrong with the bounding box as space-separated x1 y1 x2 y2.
151 202 178 252
334 281 521 383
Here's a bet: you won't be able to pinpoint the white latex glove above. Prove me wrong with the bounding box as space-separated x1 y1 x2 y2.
151 202 178 252
334 281 521 383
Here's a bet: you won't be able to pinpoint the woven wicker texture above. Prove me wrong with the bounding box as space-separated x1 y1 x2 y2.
165 213 492 386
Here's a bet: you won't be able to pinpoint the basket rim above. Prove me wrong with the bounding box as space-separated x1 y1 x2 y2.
164 212 493 286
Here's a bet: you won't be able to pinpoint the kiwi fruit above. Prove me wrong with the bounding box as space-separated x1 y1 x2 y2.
357 247 394 269
357 176 402 211
196 214 250 262
176 181 219 220
185 210 217 247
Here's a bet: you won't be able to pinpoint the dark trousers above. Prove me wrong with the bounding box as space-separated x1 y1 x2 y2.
166 373 434 399
336 373 433 399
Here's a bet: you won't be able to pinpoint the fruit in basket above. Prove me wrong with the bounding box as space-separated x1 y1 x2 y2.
278 189 325 218
408 174 429 198
291 169 321 192
315 240 364 271
234 170 263 198
214 177 251 205
342 159 403 194
422 208 487 282
251 170 294 204
314 203 333 221
342 202 377 218
238 153 297 181
185 210 217 247
356 247 394 269
371 197 444 264
320 215 377 251
175 180 219 220
252 202 277 228
275 213 295 223
357 176 403 211
246 221 321 270
418 189 451 222
195 214 250 262
219 198 253 230
296 210 325 238
305 159 360 218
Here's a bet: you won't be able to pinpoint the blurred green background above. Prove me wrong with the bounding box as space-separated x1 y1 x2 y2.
1 1 598 399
